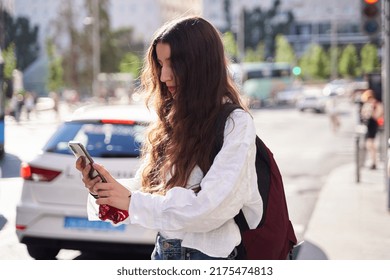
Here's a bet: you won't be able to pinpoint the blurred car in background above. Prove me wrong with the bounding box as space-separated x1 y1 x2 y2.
275 86 303 105
322 79 352 96
15 104 157 259
229 62 294 108
0 214 7 231
296 87 327 113
35 97 55 111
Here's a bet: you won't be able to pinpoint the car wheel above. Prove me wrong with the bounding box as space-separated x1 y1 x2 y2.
26 244 60 260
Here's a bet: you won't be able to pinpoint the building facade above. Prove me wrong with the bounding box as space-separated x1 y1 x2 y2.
8 0 373 95
202 0 371 56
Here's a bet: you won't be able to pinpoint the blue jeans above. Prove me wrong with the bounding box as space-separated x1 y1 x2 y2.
151 233 237 260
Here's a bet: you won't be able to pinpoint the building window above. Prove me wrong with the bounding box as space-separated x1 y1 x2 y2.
318 22 331 35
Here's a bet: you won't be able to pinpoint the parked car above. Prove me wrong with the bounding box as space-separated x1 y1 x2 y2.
296 87 327 113
15 104 157 259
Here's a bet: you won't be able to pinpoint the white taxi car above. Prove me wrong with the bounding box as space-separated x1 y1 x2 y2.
15 104 157 259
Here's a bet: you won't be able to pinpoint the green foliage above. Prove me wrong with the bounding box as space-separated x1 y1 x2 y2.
222 31 237 61
243 0 294 58
2 44 17 80
96 0 120 73
338 44 360 78
299 44 330 80
12 17 40 70
360 43 379 74
119 52 142 78
274 34 295 64
1 8 39 71
243 43 265 62
298 43 379 80
46 39 64 92
50 0 144 94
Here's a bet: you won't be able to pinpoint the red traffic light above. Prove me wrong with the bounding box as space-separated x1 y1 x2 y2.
364 0 378 3
363 4 379 17
361 0 381 35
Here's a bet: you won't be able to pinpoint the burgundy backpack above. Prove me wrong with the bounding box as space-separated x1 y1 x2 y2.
212 103 298 260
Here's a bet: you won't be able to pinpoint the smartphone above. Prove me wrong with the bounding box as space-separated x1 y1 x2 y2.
68 141 107 182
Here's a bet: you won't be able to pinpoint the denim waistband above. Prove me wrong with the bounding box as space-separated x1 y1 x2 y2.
151 233 236 260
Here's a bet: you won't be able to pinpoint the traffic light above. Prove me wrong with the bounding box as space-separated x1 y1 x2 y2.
361 0 381 36
292 66 301 76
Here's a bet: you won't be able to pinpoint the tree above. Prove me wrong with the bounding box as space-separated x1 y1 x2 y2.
2 43 17 98
299 44 330 80
112 28 144 72
243 43 265 62
12 17 40 70
51 0 141 95
46 39 64 92
243 0 294 60
360 43 379 75
0 8 39 71
52 0 83 92
222 31 237 61
274 34 295 64
338 44 360 78
119 52 142 78
2 43 16 80
223 0 232 32
85 0 119 73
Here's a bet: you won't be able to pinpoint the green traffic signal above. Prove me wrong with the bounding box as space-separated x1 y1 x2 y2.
292 66 301 76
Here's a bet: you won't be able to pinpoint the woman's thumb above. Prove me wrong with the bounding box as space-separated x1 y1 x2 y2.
92 162 115 183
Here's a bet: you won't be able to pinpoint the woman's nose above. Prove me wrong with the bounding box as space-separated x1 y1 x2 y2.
160 67 171 83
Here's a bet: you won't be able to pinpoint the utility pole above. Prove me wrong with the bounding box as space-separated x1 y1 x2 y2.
382 0 390 210
330 7 338 80
330 10 338 80
92 0 100 97
237 8 245 63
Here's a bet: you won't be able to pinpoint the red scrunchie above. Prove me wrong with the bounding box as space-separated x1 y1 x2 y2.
99 204 129 224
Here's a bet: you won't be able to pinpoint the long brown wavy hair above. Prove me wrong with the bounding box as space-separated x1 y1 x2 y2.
139 16 247 194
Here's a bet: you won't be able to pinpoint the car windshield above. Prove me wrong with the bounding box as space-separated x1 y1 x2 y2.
43 122 147 158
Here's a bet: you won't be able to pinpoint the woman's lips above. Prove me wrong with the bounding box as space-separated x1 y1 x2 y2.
168 86 176 93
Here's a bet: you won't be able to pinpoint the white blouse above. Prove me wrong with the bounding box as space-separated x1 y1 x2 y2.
88 108 263 257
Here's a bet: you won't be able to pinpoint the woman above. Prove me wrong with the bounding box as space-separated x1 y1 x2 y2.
76 16 262 260
360 89 383 170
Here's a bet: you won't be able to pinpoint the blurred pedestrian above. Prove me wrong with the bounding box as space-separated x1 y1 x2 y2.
76 16 262 260
12 93 24 123
326 94 340 134
24 91 35 120
49 91 60 120
360 89 383 169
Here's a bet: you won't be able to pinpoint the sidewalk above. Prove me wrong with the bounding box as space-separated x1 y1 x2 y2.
297 162 390 260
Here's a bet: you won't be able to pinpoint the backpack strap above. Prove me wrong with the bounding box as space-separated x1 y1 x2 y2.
234 210 250 231
213 103 251 232
211 103 243 163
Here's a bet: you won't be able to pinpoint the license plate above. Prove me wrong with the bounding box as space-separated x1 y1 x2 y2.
64 217 126 232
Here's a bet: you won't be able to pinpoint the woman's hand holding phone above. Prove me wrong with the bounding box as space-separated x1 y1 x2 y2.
75 156 131 211
75 156 101 197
